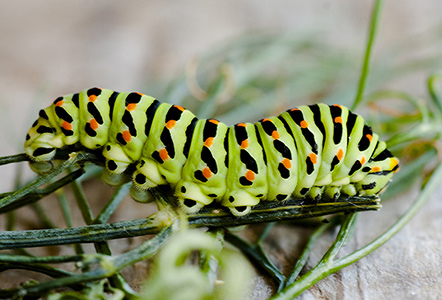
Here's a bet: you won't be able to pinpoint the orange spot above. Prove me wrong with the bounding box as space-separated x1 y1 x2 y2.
159 149 169 161
90 119 99 130
202 167 212 179
282 158 291 169
204 137 214 147
241 139 249 149
62 121 72 131
291 108 300 111
366 134 373 142
271 130 280 139
333 104 342 109
360 156 366 165
334 116 343 124
127 103 137 111
122 130 131 142
372 166 381 172
55 101 64 107
309 153 317 164
89 95 97 102
209 119 219 125
300 120 308 128
174 105 185 112
337 149 344 160
166 120 176 129
262 118 271 122
137 92 144 96
237 123 246 127
245 170 255 181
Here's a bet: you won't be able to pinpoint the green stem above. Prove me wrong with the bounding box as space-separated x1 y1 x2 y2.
0 225 174 299
272 160 442 299
284 220 335 287
0 197 380 250
352 0 384 110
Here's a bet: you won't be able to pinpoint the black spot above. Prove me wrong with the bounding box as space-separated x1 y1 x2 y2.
25 134 30 140
229 196 235 203
72 93 80 108
306 156 315 175
330 105 343 144
36 126 53 134
362 182 377 190
273 140 292 159
362 167 371 172
87 87 102 97
33 147 55 157
392 164 399 172
239 176 253 186
125 92 142 105
256 194 263 198
194 170 208 182
55 106 73 123
152 151 164 164
201 147 218 174
260 119 277 136
276 194 287 201
160 128 175 159
208 194 217 198
61 128 74 136
235 206 247 213
53 96 63 105
39 109 49 120
32 120 38 127
87 102 103 124
358 125 373 152
181 186 187 193
116 132 127 145
165 105 184 122
184 199 197 208
234 124 248 146
300 187 309 195
106 145 111 151
122 110 137 136
330 155 340 171
372 149 393 162
278 162 290 179
349 160 362 176
203 119 218 141
107 160 117 171
135 173 146 184
240 150 258 173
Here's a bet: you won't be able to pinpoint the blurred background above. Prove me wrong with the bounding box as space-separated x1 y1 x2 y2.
1 1 442 299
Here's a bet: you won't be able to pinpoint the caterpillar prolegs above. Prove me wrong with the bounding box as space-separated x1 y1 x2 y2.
24 87 400 216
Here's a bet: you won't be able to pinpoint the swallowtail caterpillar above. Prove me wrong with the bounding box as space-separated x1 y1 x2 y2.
24 87 399 216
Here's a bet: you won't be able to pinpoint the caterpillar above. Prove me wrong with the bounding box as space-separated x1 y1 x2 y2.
24 87 399 216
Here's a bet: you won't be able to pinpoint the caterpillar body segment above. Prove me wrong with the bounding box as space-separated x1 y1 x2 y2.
24 87 400 216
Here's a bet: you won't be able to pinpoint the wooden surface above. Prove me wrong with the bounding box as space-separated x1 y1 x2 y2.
1 1 442 299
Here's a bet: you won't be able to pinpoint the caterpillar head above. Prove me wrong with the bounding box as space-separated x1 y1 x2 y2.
175 181 214 213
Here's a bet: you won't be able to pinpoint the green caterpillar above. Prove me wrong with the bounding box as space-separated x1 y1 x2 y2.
24 87 399 216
